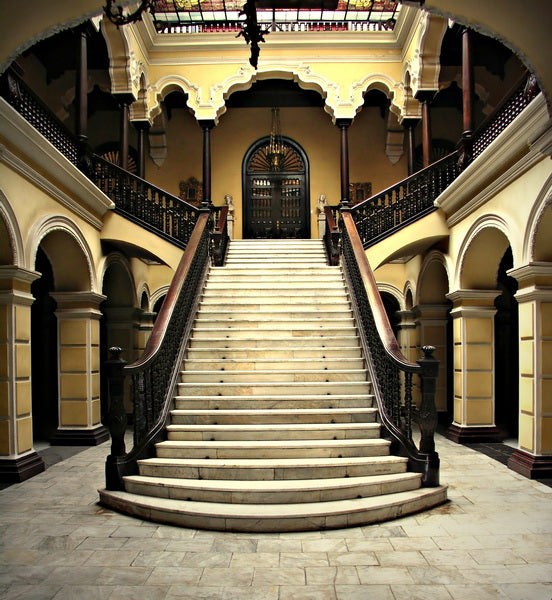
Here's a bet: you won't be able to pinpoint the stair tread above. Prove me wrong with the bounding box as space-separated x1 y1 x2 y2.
166 423 379 431
157 439 388 449
171 408 377 415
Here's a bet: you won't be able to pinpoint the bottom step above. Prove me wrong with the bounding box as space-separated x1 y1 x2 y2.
99 486 447 532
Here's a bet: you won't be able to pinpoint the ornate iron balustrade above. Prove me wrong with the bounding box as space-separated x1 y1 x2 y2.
92 155 200 249
105 212 212 489
0 67 79 166
350 151 459 249
340 210 440 486
471 71 540 160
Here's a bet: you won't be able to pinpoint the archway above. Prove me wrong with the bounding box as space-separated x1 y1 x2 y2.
243 135 310 239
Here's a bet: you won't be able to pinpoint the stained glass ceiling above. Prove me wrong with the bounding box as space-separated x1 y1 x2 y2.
152 0 400 33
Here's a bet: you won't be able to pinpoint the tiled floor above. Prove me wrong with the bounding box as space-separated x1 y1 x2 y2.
0 433 551 600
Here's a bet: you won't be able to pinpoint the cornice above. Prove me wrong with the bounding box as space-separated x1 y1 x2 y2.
0 99 114 230
434 93 550 227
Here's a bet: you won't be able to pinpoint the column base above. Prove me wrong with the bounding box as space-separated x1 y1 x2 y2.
0 452 46 483
50 425 109 446
508 449 552 479
445 424 503 444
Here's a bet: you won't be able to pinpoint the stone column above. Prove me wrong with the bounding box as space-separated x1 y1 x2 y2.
396 309 421 405
416 304 449 413
50 292 108 445
507 263 552 478
0 266 45 482
445 290 502 442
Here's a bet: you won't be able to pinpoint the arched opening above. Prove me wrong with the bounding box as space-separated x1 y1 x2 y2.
30 248 58 443
494 247 519 441
243 135 310 238
380 291 400 338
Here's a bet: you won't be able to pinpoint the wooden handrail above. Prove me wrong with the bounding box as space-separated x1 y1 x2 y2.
341 211 418 372
126 211 209 374
214 205 229 233
324 205 339 232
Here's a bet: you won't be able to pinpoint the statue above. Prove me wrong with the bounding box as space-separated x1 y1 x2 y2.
317 193 327 215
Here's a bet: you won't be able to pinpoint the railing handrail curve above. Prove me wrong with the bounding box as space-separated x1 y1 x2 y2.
341 211 419 372
125 211 210 374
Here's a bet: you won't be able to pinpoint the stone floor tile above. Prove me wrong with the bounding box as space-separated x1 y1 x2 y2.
167 586 223 599
231 552 279 568
279 552 328 567
108 585 170 599
153 526 196 539
302 539 347 553
131 550 187 567
327 551 378 566
256 539 302 553
445 584 510 599
121 537 171 551
52 585 114 600
42 566 104 586
336 584 393 600
468 548 527 565
421 550 478 568
212 538 258 553
1 584 61 600
376 550 428 567
109 525 156 538
407 566 468 585
278 585 337 599
222 586 278 600
306 566 360 585
498 583 552 600
146 566 203 585
389 536 439 551
75 537 128 550
505 563 552 583
252 567 305 586
431 535 484 550
391 584 454 599
345 538 393 552
199 567 255 587
166 538 214 552
357 566 415 585
95 566 153 586
183 551 232 568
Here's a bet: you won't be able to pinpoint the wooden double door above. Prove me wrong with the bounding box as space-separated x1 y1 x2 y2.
244 136 310 239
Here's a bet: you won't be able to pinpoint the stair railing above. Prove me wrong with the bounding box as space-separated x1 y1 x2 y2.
105 210 212 490
323 205 341 266
340 210 440 486
211 204 230 266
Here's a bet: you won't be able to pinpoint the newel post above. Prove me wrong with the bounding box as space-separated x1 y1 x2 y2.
416 345 440 486
105 346 127 490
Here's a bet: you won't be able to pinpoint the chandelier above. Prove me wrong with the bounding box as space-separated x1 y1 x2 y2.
267 107 285 171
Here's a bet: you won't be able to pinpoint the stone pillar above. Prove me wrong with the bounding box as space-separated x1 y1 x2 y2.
446 290 502 442
50 292 108 445
416 304 449 413
0 267 45 482
507 263 552 478
396 309 421 405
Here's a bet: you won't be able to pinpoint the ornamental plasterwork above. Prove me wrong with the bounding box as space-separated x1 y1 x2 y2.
148 75 202 122
408 13 447 96
350 73 403 120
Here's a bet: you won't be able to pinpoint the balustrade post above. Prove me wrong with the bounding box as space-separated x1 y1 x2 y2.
105 346 127 490
416 345 440 486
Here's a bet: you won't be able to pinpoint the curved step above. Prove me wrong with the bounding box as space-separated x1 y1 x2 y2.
122 472 423 504
99 486 448 532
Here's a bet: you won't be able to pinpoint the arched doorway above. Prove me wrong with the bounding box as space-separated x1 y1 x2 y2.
243 136 310 239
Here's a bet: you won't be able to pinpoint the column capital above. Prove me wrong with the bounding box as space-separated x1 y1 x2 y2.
335 118 353 129
198 119 216 130
447 289 501 312
509 262 552 293
51 291 106 313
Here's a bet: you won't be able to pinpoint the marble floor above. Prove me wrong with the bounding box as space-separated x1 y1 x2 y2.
0 433 551 600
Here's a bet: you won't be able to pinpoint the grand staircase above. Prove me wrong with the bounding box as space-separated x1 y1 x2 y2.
100 239 446 531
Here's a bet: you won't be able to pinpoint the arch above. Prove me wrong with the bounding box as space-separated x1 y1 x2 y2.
151 285 170 313
524 173 552 263
350 74 403 120
137 283 151 312
417 251 451 305
0 192 24 267
100 252 137 308
377 283 405 311
101 18 136 96
456 216 512 289
27 215 96 293
404 285 415 311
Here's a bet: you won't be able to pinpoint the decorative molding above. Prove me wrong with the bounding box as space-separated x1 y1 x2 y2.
0 99 114 227
435 94 550 227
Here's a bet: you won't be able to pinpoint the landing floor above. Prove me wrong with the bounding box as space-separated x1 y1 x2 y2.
0 434 551 600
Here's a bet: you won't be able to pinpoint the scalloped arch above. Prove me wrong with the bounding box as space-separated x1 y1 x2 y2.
350 73 403 119
148 75 202 122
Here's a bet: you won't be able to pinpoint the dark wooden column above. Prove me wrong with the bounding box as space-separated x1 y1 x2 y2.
415 91 435 168
402 118 419 175
336 118 352 207
199 120 215 208
116 94 134 171
134 121 150 179
458 26 475 169
75 27 88 148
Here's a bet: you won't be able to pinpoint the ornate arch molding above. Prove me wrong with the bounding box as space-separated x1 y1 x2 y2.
523 173 552 263
403 282 416 310
377 283 405 311
101 18 137 97
417 249 452 306
0 192 25 267
137 282 152 310
350 74 403 120
454 214 512 290
409 12 448 97
100 251 138 308
150 284 170 312
148 75 202 123
27 215 97 293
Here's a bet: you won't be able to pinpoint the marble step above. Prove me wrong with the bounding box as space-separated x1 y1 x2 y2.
173 395 374 410
196 309 354 320
99 486 448 532
188 336 360 349
208 270 342 280
176 381 371 397
193 317 356 329
198 300 352 311
182 357 365 370
136 455 408 481
185 347 362 360
155 438 390 459
190 327 357 339
169 407 378 425
225 257 326 264
179 369 368 383
203 280 344 290
165 422 381 441
122 472 422 504
201 287 348 298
